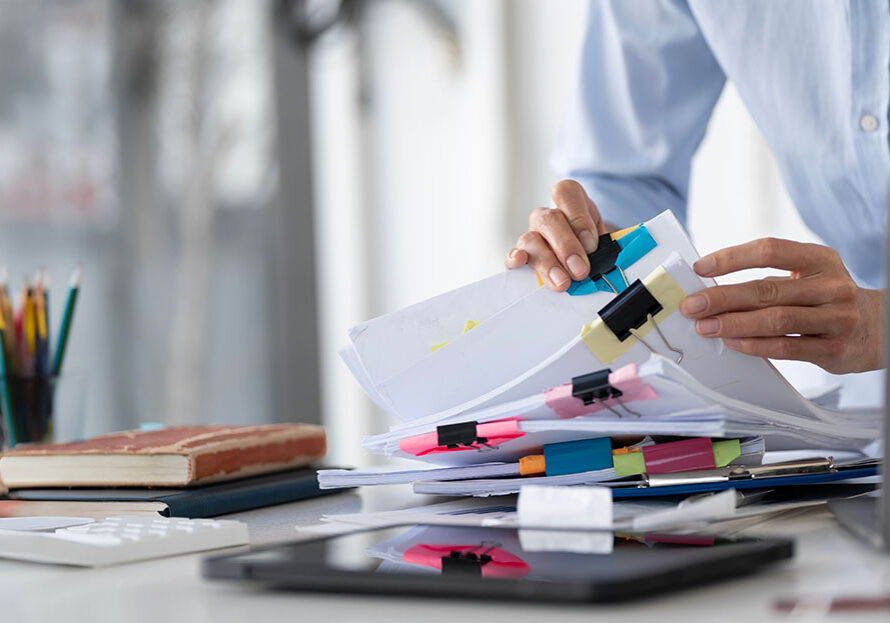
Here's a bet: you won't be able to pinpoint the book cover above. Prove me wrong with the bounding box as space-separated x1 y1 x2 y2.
0 424 327 487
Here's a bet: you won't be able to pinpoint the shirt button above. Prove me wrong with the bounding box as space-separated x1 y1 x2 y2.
860 114 879 132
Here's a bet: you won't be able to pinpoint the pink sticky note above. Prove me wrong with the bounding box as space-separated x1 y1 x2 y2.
403 544 530 578
641 437 715 474
543 363 657 418
398 419 524 456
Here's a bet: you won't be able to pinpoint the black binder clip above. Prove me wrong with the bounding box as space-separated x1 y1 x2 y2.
571 369 640 418
440 543 498 577
437 421 490 450
586 234 628 293
597 280 684 363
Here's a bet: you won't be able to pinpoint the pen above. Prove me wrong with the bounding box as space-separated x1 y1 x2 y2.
52 266 81 376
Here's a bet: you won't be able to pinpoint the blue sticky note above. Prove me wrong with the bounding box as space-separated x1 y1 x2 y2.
543 437 612 476
566 225 657 296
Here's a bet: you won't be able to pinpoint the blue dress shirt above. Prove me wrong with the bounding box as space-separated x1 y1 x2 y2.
553 0 890 288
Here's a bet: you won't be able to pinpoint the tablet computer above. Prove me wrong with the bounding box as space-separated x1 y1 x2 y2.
202 524 793 603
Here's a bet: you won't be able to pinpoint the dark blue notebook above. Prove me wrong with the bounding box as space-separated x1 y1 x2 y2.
5 467 348 518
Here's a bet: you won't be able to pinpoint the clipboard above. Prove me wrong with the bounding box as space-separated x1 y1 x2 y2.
609 464 878 499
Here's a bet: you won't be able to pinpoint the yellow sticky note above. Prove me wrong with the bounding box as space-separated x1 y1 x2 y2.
430 340 450 352
580 266 685 363
462 320 480 334
610 224 642 241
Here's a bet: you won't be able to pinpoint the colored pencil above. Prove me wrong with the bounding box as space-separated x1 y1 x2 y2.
52 266 81 376
0 311 17 447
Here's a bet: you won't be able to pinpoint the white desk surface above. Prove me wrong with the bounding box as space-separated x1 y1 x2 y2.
1 487 888 623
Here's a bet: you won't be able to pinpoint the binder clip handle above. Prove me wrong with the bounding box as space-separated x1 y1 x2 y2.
587 234 621 279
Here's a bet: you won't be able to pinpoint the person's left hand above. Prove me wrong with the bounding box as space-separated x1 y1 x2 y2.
679 237 884 374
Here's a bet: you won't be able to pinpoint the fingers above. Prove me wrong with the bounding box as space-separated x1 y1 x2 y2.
722 336 846 371
693 306 858 339
550 180 602 254
515 231 571 291
528 207 591 281
681 277 857 318
693 238 846 278
505 248 528 270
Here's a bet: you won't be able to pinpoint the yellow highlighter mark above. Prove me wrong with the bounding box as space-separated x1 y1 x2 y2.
431 319 481 352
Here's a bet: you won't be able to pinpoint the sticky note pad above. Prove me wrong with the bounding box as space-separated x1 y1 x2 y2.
543 437 612 476
613 451 646 476
712 439 741 467
642 437 715 474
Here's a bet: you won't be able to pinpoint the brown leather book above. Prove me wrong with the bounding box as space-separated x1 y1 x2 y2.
0 424 326 488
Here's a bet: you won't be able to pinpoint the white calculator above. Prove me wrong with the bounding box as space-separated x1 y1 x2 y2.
0 516 249 567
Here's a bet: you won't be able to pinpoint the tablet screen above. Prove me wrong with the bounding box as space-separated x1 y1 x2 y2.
208 524 792 600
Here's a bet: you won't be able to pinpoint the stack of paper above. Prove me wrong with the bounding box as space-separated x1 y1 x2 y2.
330 211 882 497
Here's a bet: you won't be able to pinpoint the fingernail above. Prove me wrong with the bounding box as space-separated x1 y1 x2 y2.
723 338 741 347
579 230 597 254
567 254 588 280
694 255 716 276
549 266 569 288
508 248 519 259
696 318 720 336
681 294 707 315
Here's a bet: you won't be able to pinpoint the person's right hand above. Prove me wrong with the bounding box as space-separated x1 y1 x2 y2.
505 179 610 291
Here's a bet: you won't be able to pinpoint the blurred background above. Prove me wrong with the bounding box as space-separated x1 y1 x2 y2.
0 0 821 465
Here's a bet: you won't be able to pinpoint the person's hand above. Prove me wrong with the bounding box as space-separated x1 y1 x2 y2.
680 237 884 374
505 180 611 291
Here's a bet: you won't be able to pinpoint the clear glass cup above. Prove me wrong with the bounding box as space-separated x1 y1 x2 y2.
0 372 87 449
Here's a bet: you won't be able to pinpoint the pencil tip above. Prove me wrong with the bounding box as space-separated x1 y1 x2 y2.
71 266 82 287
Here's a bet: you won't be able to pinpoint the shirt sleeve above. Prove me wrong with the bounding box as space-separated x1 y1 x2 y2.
551 0 727 227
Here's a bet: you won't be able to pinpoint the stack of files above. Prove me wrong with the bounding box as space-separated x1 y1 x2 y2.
332 211 882 498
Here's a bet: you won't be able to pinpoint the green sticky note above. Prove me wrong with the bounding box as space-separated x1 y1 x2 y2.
613 452 646 476
713 439 741 467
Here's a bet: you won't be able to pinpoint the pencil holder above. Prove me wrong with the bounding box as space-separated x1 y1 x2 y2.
0 372 87 450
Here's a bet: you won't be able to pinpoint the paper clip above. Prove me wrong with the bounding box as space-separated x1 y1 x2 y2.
571 369 642 418
598 280 684 364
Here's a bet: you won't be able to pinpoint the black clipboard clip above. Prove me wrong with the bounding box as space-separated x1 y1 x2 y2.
597 280 684 364
571 369 640 418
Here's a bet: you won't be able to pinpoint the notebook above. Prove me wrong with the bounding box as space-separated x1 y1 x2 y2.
1 467 344 518
0 424 327 488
